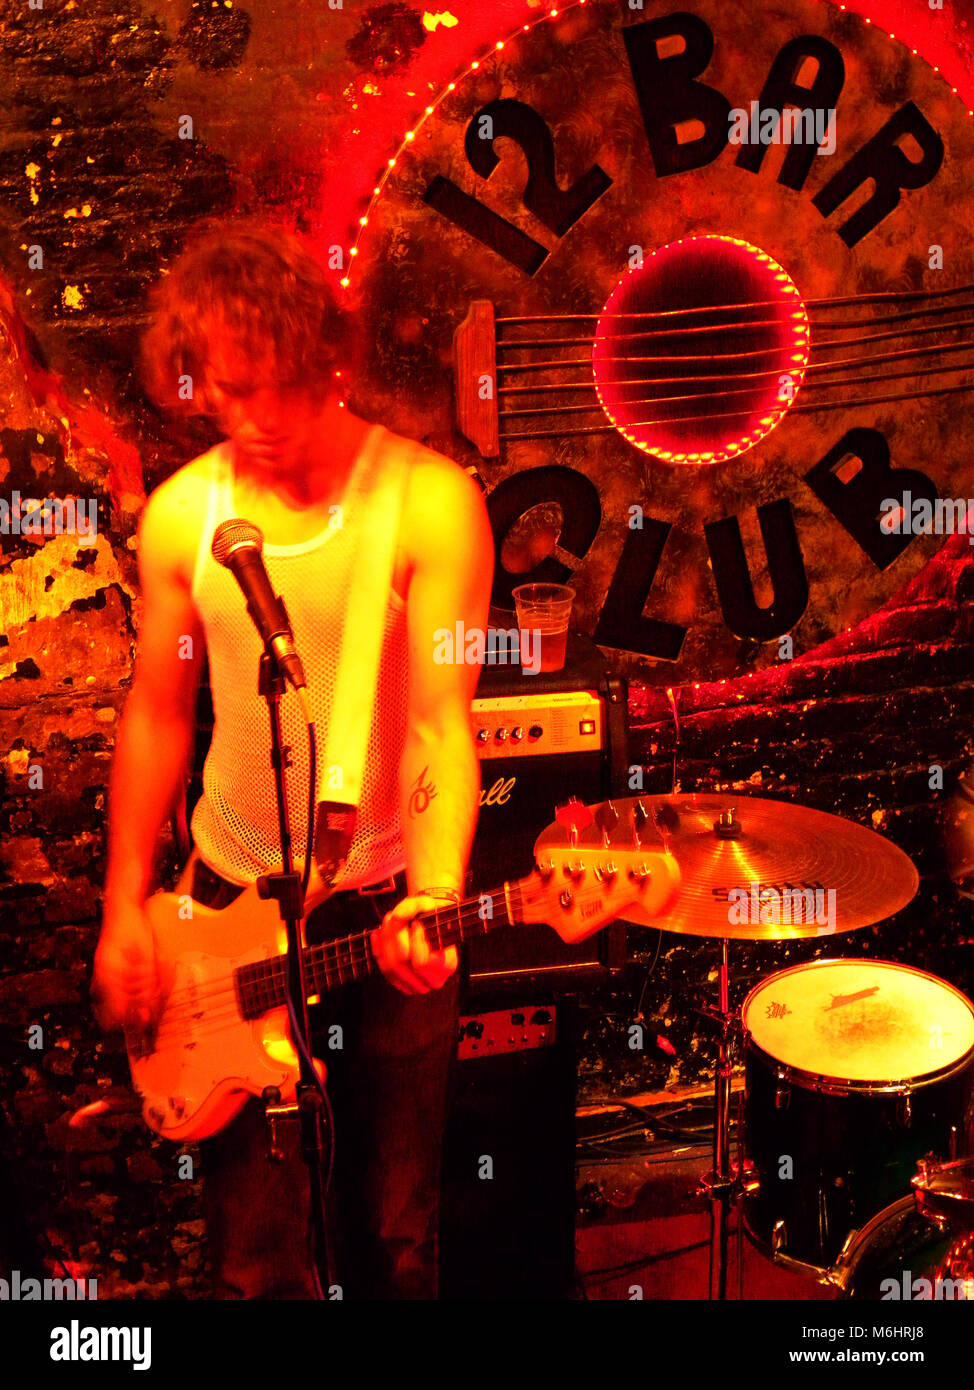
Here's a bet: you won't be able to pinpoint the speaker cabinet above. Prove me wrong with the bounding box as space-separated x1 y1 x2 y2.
439 999 578 1300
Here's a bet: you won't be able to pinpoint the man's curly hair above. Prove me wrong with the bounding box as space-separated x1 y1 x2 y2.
140 218 362 417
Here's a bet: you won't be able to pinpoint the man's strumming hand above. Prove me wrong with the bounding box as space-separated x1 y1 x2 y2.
92 899 162 1033
373 895 459 994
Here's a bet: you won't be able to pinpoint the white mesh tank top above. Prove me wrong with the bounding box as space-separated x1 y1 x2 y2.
189 422 410 889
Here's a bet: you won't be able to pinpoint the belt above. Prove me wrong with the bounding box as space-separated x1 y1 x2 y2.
352 873 401 896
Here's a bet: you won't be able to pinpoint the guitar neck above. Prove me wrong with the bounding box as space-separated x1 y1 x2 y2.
234 880 523 1020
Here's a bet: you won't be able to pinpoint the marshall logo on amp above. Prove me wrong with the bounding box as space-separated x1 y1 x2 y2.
347 0 974 684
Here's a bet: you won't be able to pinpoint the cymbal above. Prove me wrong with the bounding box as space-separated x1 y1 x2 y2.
534 793 918 939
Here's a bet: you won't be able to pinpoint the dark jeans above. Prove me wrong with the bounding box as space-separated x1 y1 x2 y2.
194 860 460 1300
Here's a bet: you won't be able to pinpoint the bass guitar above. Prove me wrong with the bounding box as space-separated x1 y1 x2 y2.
128 838 681 1140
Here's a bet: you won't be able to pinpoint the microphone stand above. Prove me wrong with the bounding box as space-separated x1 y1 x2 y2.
256 647 334 1296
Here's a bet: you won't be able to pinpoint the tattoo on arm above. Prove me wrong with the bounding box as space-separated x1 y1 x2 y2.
408 765 438 818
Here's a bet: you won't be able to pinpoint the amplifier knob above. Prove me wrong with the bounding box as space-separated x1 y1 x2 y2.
495 728 509 742
511 727 524 741
476 729 490 743
529 724 543 739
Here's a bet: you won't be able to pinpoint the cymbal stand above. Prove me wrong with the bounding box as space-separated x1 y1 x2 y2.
697 937 739 1300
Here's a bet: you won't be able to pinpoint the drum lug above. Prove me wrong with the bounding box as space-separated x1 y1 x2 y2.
735 1151 761 1197
772 1219 787 1255
775 1073 790 1111
897 1092 913 1128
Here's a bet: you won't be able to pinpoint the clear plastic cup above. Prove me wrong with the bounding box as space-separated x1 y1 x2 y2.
512 583 575 674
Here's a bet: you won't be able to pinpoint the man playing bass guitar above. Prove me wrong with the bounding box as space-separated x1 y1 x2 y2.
91 218 494 1299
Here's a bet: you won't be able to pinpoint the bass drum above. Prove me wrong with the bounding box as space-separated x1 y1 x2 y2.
831 1193 974 1301
742 958 974 1274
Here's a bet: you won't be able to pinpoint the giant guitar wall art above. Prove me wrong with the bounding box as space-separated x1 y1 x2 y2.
346 0 974 684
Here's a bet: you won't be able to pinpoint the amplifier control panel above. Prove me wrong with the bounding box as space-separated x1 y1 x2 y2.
470 690 603 760
457 1005 557 1060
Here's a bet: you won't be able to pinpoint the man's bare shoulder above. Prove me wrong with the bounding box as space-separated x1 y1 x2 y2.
138 445 223 582
395 434 484 514
144 446 220 511
391 434 493 575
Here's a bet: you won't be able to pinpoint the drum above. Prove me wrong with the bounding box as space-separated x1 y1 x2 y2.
831 1182 974 1301
742 959 974 1274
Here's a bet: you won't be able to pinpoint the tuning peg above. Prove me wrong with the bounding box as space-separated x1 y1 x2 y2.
594 801 619 847
555 797 593 849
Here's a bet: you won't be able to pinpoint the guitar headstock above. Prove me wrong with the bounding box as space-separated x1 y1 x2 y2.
517 838 681 943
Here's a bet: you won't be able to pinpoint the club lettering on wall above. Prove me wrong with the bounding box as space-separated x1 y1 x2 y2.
346 0 974 682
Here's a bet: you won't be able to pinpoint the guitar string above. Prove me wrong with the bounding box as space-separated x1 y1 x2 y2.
156 887 525 1020
493 282 974 321
499 339 974 397
146 897 515 1043
501 301 974 345
501 317 974 360
497 334 974 382
147 925 473 1046
492 301 974 429
148 917 451 1033
499 360 974 420
496 381 974 441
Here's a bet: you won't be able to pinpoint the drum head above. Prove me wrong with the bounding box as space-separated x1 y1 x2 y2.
743 959 974 1083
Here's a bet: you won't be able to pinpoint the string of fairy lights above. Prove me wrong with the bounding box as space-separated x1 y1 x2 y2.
338 0 592 295
338 0 974 305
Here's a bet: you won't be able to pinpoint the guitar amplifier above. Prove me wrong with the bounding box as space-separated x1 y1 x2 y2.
439 997 579 1300
464 629 631 1001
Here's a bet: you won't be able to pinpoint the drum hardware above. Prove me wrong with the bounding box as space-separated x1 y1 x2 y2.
734 1091 753 1300
535 793 926 1300
742 959 974 1277
913 1151 974 1223
829 1155 974 1299
694 937 740 1302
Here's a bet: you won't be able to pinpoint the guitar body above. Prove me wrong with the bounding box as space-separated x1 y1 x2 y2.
131 860 322 1141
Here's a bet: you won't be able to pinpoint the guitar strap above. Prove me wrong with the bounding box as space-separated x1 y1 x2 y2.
312 428 414 885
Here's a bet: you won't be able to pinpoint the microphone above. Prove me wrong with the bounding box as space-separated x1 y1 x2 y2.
211 519 308 692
